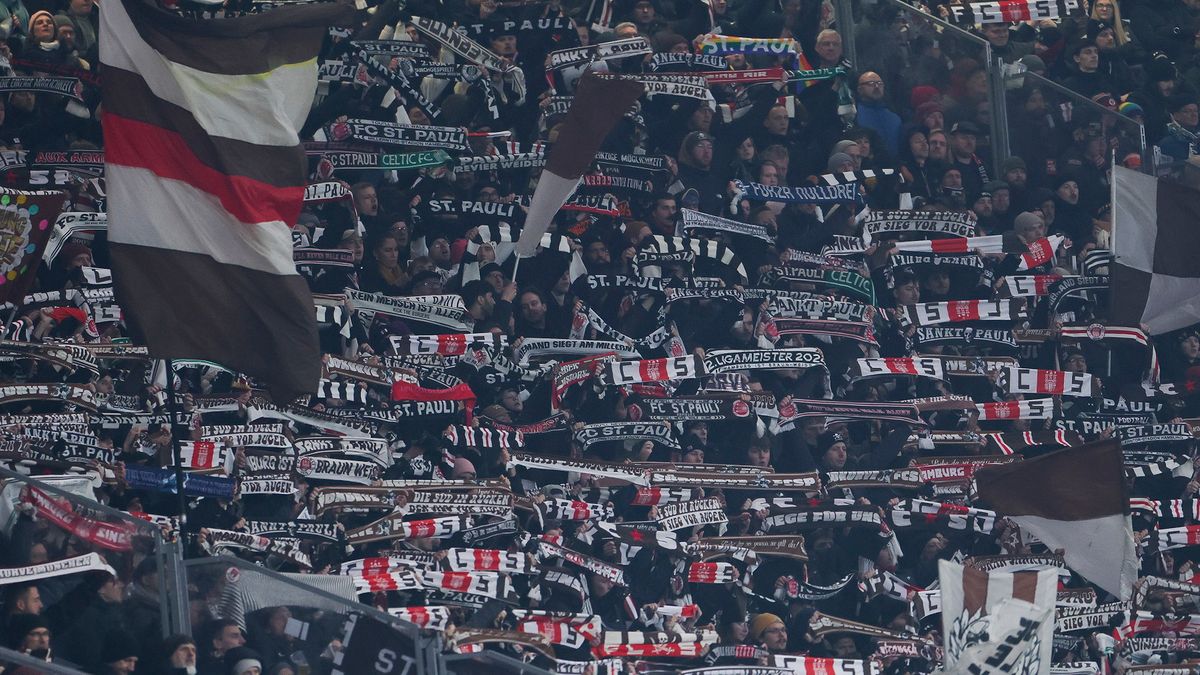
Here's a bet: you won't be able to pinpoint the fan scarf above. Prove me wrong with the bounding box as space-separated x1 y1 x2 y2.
686 561 738 584
999 274 1063 298
539 497 614 522
904 299 1027 326
889 251 986 274
599 355 702 386
1046 276 1109 309
914 326 1017 349
22 487 134 551
551 352 617 410
315 379 369 405
656 497 728 531
998 366 1096 397
508 453 652 485
975 398 1056 421
702 348 825 374
547 37 652 70
443 425 523 449
1130 498 1200 519
982 430 1080 454
1115 423 1193 446
341 119 468 151
638 235 747 280
773 399 921 428
695 34 798 57
514 338 638 365
948 0 1082 25
647 52 728 71
244 520 341 542
850 357 945 381
404 489 514 517
628 396 755 422
888 499 996 533
758 506 885 534
346 515 468 545
861 210 976 244
410 16 512 73
573 422 680 450
346 289 474 332
764 317 877 345
760 265 874 302
680 208 773 243
453 151 547 173
765 293 874 322
732 180 861 210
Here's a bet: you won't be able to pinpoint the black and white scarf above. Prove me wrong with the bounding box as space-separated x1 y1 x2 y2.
547 37 651 70
904 300 1027 326
679 208 773 243
572 422 680 450
731 180 860 212
514 338 639 365
341 119 468 151
997 366 1096 397
702 348 824 374
861 209 976 245
948 0 1082 25
850 357 945 381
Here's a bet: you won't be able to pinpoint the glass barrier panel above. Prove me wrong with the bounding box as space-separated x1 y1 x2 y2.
182 556 431 675
0 645 91 674
836 0 1007 178
0 468 175 672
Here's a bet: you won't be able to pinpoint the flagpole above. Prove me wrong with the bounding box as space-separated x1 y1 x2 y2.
511 255 522 285
162 359 190 535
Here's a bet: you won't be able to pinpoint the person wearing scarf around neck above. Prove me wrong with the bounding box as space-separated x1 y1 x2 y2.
21 9 82 69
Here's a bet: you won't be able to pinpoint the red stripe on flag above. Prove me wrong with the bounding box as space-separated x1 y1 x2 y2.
104 114 304 226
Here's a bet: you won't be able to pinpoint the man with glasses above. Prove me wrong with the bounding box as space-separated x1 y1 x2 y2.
855 72 901 156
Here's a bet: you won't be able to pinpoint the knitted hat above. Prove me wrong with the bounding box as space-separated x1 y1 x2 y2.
28 10 53 30
1013 211 1042 232
6 613 47 649
1118 101 1144 118
982 180 1010 195
749 612 784 642
225 647 263 675
1147 55 1177 83
915 100 944 123
101 630 139 664
910 85 940 110
1001 156 1027 173
827 153 854 172
1018 54 1046 72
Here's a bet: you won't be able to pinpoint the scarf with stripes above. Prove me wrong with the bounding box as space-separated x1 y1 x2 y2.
861 209 976 245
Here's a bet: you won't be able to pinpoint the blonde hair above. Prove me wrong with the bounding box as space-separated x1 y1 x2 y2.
1091 0 1129 45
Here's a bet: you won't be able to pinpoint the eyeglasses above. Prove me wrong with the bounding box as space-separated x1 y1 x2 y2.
860 80 884 88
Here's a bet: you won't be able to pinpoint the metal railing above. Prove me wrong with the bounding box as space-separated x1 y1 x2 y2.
0 467 188 638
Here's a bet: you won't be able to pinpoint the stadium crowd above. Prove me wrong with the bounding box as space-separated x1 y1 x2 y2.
0 0 1196 672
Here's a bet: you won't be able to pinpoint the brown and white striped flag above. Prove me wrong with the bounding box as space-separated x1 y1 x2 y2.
938 559 1056 674
975 439 1137 601
100 0 351 401
513 73 644 258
